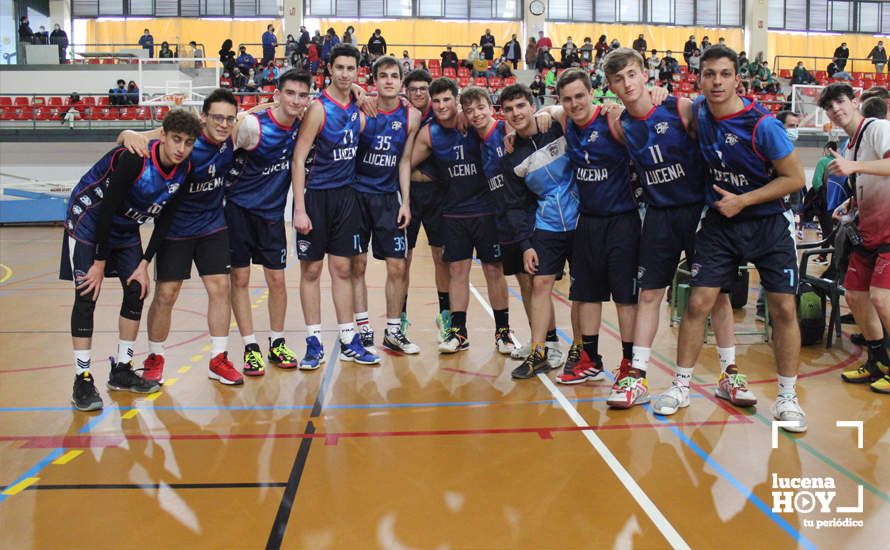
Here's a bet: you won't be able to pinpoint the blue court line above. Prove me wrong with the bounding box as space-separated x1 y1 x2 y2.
504 284 817 547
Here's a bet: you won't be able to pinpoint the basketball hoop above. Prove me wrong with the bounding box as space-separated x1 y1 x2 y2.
165 93 186 106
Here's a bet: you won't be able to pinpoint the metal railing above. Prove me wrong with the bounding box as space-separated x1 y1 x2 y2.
772 54 885 75
0 92 159 130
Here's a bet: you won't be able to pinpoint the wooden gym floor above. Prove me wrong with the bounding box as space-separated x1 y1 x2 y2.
0 143 888 549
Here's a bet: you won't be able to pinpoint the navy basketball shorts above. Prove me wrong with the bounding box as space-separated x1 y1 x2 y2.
500 241 525 276
442 214 502 264
59 231 141 284
691 209 798 294
531 229 574 277
570 211 640 304
155 230 231 281
407 181 446 249
225 202 286 270
297 186 362 262
356 191 408 260
638 203 704 290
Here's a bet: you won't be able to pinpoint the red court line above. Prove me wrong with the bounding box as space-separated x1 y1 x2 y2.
0 419 746 449
442 367 498 379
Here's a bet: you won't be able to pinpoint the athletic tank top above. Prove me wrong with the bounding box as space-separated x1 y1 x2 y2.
428 120 493 216
305 90 361 190
355 103 410 194
168 133 233 238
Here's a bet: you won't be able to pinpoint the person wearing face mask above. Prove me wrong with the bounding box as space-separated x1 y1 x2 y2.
683 35 697 65
529 73 546 107
50 23 69 64
868 41 887 74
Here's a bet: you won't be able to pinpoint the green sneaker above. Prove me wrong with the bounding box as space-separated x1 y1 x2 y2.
436 309 452 344
400 311 411 335
268 338 298 369
242 344 266 376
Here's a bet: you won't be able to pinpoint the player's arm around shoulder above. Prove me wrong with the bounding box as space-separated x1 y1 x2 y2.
232 112 261 152
602 103 626 145
117 127 162 157
410 120 433 170
677 96 697 139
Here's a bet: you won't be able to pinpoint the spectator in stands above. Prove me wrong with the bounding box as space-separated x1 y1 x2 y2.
536 30 553 69
109 79 127 106
219 39 235 72
342 26 358 48
688 48 701 74
231 67 246 90
236 45 256 74
701 36 712 50
138 29 154 58
34 26 49 45
367 29 387 61
63 93 82 129
189 41 204 67
262 24 277 66
609 37 620 50
792 61 816 85
359 45 371 68
827 57 853 81
158 41 174 61
298 26 310 55
738 50 749 71
244 68 260 92
833 42 850 71
321 28 339 62
18 16 33 44
683 35 696 64
504 34 521 69
868 41 887 74
50 23 68 64
748 52 765 76
401 50 413 70
307 41 320 73
495 56 513 78
285 34 298 66
632 34 647 55
561 37 579 68
480 29 496 61
658 58 674 91
662 50 680 74
647 49 660 79
718 37 727 47
594 35 609 62
467 43 482 67
544 66 557 93
441 45 459 71
525 37 537 69
219 71 233 90
530 73 546 107
579 37 593 66
126 81 139 105
263 60 280 86
801 142 838 246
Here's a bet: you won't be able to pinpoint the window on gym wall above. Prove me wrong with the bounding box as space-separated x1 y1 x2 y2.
546 0 741 25
73 0 281 17
769 0 890 33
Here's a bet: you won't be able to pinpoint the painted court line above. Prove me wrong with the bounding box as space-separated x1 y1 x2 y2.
470 283 690 549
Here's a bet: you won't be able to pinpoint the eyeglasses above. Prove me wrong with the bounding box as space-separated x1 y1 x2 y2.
208 114 237 125
407 86 429 95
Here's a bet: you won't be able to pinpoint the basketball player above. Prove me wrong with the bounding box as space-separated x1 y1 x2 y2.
118 89 244 386
64 109 201 411
226 69 312 375
351 55 421 354
600 48 744 410
410 78 515 354
291 43 380 368
651 46 807 432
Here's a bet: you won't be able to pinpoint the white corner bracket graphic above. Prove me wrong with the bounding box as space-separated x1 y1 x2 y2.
771 421 804 448
835 420 864 449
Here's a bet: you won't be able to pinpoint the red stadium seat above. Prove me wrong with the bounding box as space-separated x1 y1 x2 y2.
473 77 488 86
863 80 875 89
779 69 791 79
119 107 135 120
429 67 441 78
81 96 96 106
47 96 63 106
31 97 45 106
876 73 888 83
852 72 863 80
14 97 30 105
503 76 516 86
153 106 170 121
428 59 440 69
458 68 470 78
241 95 257 108
0 97 10 106
102 58 115 64
34 107 53 121
133 106 149 120
14 106 34 120
87 58 100 64
489 77 503 89
443 67 456 78
458 76 470 87
815 71 827 80
96 96 110 107
0 106 15 120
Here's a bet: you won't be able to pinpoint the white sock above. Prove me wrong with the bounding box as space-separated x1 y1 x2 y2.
74 349 91 375
674 366 695 388
777 375 797 397
307 324 322 339
339 323 355 344
717 346 736 371
631 345 650 372
269 331 285 344
386 318 400 334
211 336 228 356
355 311 370 332
242 333 257 347
117 340 135 365
148 340 165 356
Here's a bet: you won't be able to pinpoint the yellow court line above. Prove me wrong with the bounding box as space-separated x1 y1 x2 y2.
121 409 139 420
201 344 211 352
165 377 178 386
2 477 38 495
178 365 191 374
145 392 162 402
53 450 83 465
0 264 12 284
190 354 203 362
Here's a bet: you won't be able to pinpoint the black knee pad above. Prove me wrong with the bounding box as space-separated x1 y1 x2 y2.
120 281 144 321
71 292 96 338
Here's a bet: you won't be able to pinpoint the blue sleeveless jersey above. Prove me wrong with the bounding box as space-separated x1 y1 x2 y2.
428 120 493 216
565 108 636 216
305 90 361 190
168 134 233 239
480 120 516 241
66 141 188 247
226 110 299 221
620 97 707 208
694 96 795 217
355 103 410 194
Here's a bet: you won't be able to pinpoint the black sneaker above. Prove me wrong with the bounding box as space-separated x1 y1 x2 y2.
850 333 866 346
72 372 103 411
562 344 582 376
107 361 161 394
511 348 550 379
360 327 377 354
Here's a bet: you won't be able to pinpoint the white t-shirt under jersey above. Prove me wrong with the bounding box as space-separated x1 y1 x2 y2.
845 117 890 248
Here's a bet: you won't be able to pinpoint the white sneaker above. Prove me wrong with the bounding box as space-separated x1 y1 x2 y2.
510 342 532 360
495 329 518 354
545 342 563 370
382 329 421 355
651 384 690 416
771 395 807 433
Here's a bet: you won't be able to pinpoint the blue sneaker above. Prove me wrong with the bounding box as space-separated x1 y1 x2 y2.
339 334 380 365
299 336 325 370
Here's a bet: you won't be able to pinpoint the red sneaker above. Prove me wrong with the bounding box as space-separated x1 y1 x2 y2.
556 351 605 384
209 352 244 386
142 353 165 384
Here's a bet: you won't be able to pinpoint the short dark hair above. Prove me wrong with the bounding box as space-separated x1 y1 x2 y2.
202 88 238 114
404 69 433 88
860 85 889 101
699 44 739 74
277 69 312 91
329 43 360 65
817 82 856 110
162 108 202 138
825 141 838 152
861 96 888 119
556 68 591 95
459 86 491 108
117 79 125 86
429 77 459 98
371 55 402 81
499 84 535 106
776 110 799 124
